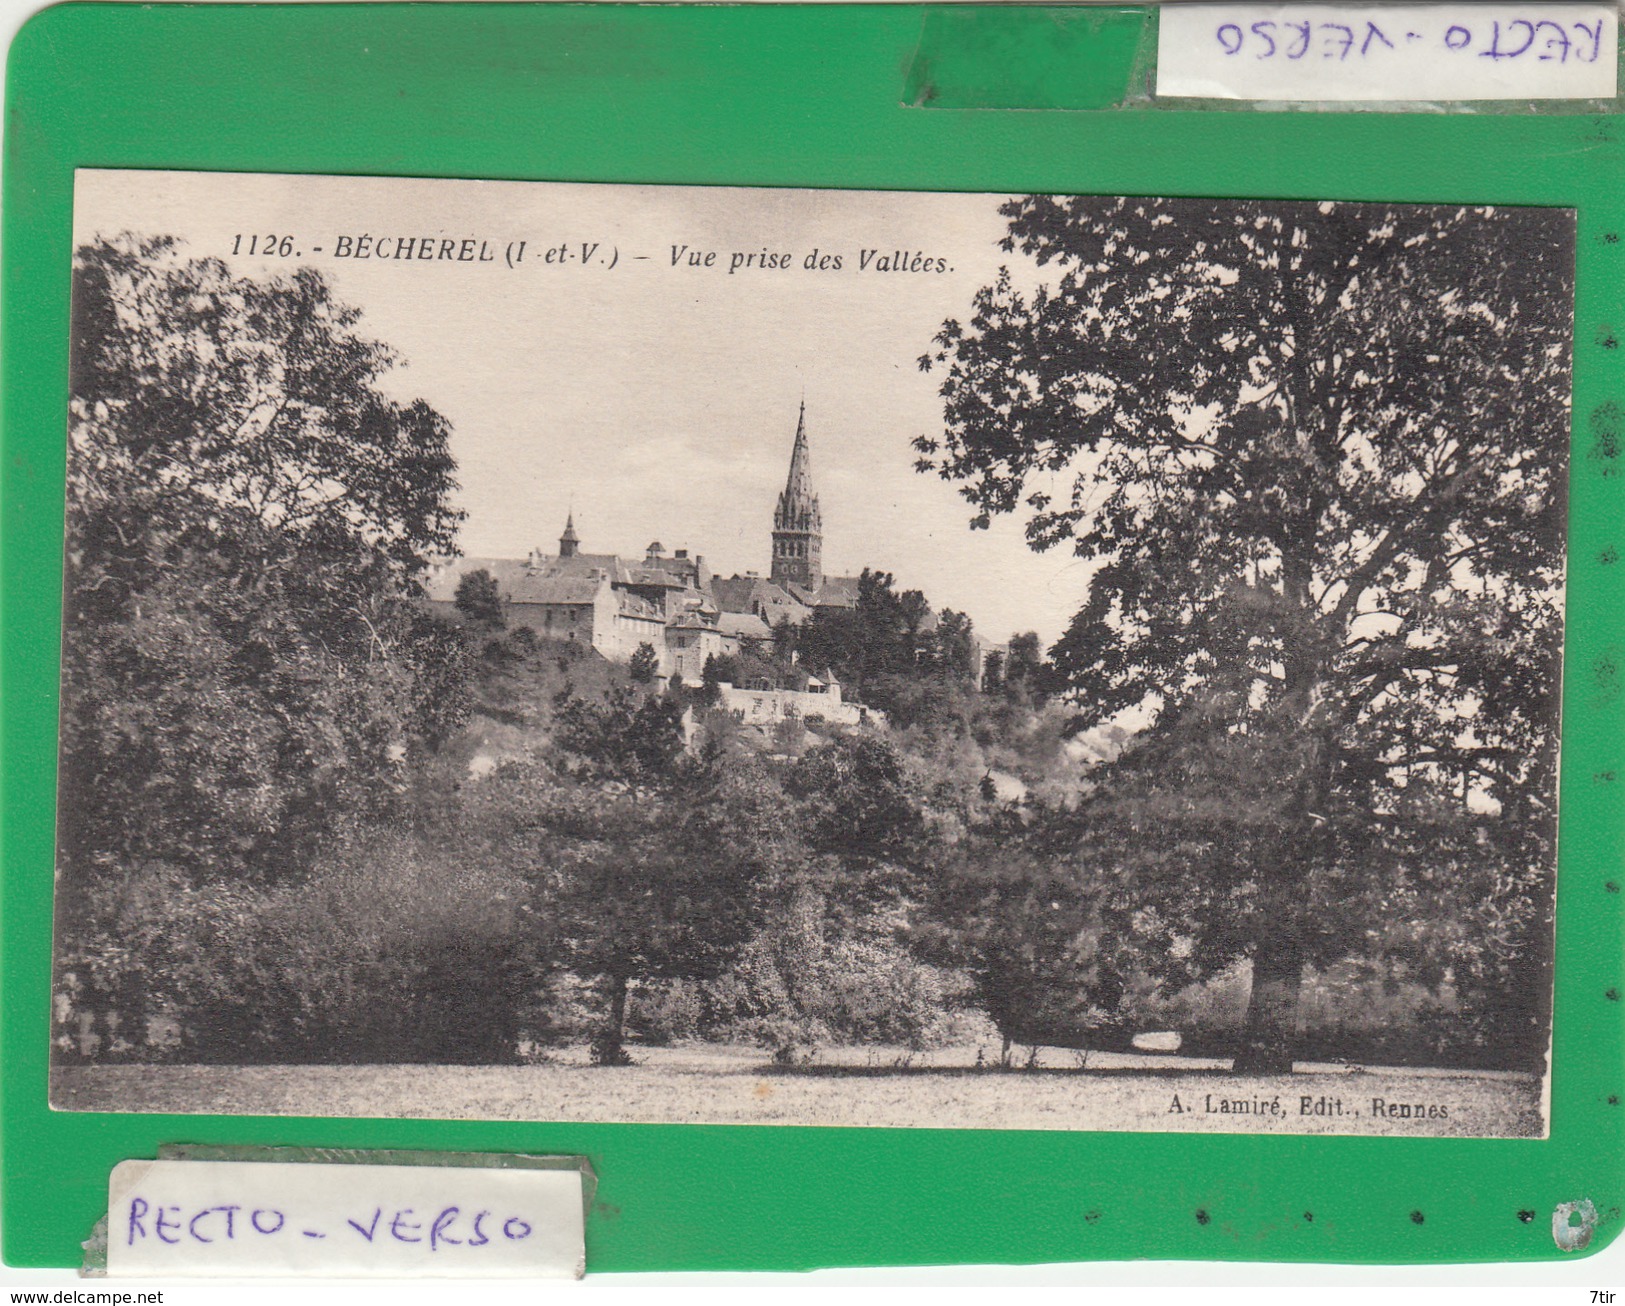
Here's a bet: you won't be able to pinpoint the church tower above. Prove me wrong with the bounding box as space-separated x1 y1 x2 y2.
771 402 823 591
559 510 580 558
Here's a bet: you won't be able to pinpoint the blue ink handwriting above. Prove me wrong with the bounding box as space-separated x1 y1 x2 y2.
126 1197 536 1252
1216 16 1604 65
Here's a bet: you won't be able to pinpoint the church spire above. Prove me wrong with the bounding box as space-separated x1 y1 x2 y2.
771 401 823 591
559 509 580 558
783 399 813 506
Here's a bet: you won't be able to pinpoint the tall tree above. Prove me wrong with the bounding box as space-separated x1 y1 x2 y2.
791 567 919 695
700 652 740 703
526 699 784 1064
917 805 1132 1061
980 649 1005 695
58 236 468 1052
1002 631 1049 701
787 734 924 925
63 236 466 873
70 237 462 581
628 641 660 684
931 609 978 682
918 198 1569 1070
454 568 506 628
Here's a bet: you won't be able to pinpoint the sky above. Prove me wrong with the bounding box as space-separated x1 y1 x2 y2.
74 170 1099 644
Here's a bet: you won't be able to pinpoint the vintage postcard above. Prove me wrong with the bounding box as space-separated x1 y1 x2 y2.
49 170 1570 1137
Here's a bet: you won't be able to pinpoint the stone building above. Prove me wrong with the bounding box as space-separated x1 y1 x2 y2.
715 674 883 730
710 574 806 629
666 613 736 686
423 547 666 662
424 403 881 691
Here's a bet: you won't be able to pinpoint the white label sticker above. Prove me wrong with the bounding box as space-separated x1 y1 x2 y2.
104 1160 585 1278
1157 4 1618 100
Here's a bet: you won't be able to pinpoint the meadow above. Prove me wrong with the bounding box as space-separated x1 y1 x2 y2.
52 1044 1544 1138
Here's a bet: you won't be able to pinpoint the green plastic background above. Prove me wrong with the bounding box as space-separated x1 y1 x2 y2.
3 2 1623 1271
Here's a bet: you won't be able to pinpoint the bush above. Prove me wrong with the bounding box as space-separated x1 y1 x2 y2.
699 922 954 1059
53 860 258 1063
626 979 703 1045
699 935 822 1059
771 715 807 753
522 972 602 1048
54 828 543 1065
812 937 955 1050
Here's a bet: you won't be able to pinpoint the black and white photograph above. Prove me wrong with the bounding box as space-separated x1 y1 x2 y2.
49 170 1570 1137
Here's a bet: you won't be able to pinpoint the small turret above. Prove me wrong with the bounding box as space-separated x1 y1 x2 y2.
559 511 580 558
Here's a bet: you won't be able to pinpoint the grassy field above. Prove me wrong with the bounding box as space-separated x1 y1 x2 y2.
52 1043 1544 1137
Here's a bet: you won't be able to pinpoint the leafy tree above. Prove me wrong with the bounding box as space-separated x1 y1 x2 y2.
514 742 785 1065
786 569 962 719
698 735 940 1062
1002 631 1050 702
56 237 466 1047
918 198 1569 1070
981 650 1005 695
61 238 465 877
790 736 921 864
397 610 476 753
786 734 926 934
554 686 685 783
771 616 800 664
898 589 932 645
70 237 462 580
917 807 1131 1059
732 648 783 691
700 651 740 704
454 568 506 628
628 641 660 684
931 608 978 682
794 571 895 680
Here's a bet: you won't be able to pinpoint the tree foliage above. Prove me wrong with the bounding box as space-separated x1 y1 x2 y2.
1001 631 1051 702
515 691 785 1062
916 806 1130 1055
71 237 462 577
919 198 1569 1068
780 568 988 724
454 568 506 627
56 237 468 1043
628 641 660 684
554 686 686 783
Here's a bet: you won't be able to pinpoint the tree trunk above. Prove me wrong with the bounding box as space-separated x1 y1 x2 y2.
1096 966 1127 1023
595 970 631 1066
1233 933 1304 1074
1234 552 1326 1077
